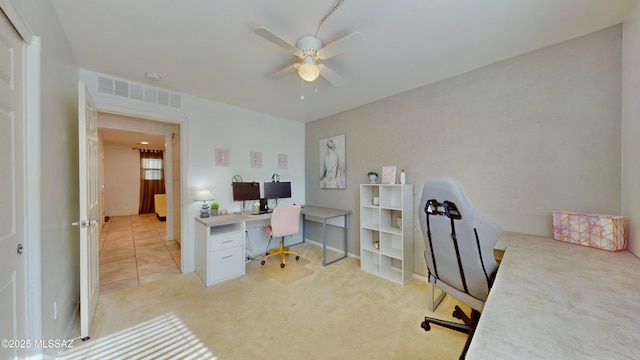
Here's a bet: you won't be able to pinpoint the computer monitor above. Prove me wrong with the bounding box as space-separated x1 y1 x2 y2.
232 182 260 201
264 181 291 200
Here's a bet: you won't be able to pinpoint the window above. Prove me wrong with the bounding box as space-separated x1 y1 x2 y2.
142 157 163 180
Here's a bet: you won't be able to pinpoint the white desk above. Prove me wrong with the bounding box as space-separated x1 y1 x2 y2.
467 231 640 359
194 206 351 286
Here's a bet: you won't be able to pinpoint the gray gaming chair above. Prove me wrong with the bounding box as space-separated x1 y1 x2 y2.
419 179 501 360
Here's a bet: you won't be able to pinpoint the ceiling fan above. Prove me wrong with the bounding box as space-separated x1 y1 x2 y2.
254 1 363 87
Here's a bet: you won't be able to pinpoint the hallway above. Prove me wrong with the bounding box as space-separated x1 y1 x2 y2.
99 214 181 293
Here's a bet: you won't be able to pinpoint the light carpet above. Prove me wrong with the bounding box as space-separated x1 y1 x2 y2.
246 255 314 285
61 243 469 359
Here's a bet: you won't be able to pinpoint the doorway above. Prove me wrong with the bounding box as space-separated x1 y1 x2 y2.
97 113 182 292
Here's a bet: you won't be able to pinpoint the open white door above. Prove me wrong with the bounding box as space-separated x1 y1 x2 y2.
0 11 28 360
76 81 100 340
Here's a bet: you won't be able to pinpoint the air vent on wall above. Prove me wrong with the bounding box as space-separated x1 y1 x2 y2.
144 87 157 103
114 80 129 97
96 75 182 110
158 90 169 106
130 84 143 101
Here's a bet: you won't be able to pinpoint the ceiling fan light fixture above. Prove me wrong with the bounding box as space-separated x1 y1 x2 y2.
298 57 320 82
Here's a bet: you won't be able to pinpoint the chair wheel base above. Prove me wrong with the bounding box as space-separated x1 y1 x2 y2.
420 308 481 360
453 308 461 319
421 320 431 331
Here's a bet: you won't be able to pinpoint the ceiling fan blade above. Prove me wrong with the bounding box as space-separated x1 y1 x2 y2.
318 64 346 87
254 27 298 53
267 63 299 80
317 32 364 60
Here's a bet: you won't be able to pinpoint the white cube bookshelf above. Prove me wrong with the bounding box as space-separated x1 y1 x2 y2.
359 184 413 284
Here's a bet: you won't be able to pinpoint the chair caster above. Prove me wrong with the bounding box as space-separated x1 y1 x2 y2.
421 320 431 331
295 256 300 261
261 260 265 265
453 308 461 319
280 263 285 268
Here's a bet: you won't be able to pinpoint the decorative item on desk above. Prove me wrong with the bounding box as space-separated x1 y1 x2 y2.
210 202 219 216
367 171 378 184
397 216 403 228
400 167 406 185
552 211 627 251
194 189 214 218
373 196 379 206
374 240 380 250
381 166 396 184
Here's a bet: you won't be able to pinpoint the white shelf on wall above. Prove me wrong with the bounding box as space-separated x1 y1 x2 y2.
359 184 413 285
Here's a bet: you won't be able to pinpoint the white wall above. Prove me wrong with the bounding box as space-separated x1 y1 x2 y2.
79 69 306 270
103 145 140 216
306 25 624 275
623 5 640 256
183 94 306 259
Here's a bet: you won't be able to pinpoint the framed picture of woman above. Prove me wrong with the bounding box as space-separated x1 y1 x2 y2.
319 134 346 189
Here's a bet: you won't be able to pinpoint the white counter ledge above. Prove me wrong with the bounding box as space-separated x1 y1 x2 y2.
467 231 640 359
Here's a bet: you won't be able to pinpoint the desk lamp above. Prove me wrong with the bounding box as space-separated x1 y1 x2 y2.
194 189 214 218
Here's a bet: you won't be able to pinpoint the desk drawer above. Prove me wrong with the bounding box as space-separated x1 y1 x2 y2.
209 231 243 251
208 246 244 284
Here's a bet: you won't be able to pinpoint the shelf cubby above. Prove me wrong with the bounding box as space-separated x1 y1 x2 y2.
359 183 413 285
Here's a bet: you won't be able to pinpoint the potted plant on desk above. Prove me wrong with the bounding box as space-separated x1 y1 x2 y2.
210 202 219 216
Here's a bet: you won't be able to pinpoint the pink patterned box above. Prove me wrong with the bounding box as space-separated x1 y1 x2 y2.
552 211 627 252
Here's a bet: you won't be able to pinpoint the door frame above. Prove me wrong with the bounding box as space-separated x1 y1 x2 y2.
1 0 42 353
93 104 189 273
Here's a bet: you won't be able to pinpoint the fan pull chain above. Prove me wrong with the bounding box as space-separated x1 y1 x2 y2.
300 80 320 100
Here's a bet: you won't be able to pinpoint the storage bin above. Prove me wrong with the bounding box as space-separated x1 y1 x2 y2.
551 211 627 252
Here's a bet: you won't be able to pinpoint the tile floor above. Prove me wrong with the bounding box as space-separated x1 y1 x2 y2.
98 213 181 293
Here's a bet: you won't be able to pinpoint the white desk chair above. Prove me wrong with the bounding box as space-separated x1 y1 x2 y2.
418 179 501 360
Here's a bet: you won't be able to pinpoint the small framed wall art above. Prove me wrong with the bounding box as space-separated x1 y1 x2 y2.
278 154 288 169
250 151 262 168
215 149 229 167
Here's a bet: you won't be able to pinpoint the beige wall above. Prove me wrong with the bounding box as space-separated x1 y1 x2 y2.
103 145 141 216
623 6 640 256
306 25 624 275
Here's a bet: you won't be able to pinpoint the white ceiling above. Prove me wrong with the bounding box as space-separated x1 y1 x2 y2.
99 128 166 151
52 0 638 123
